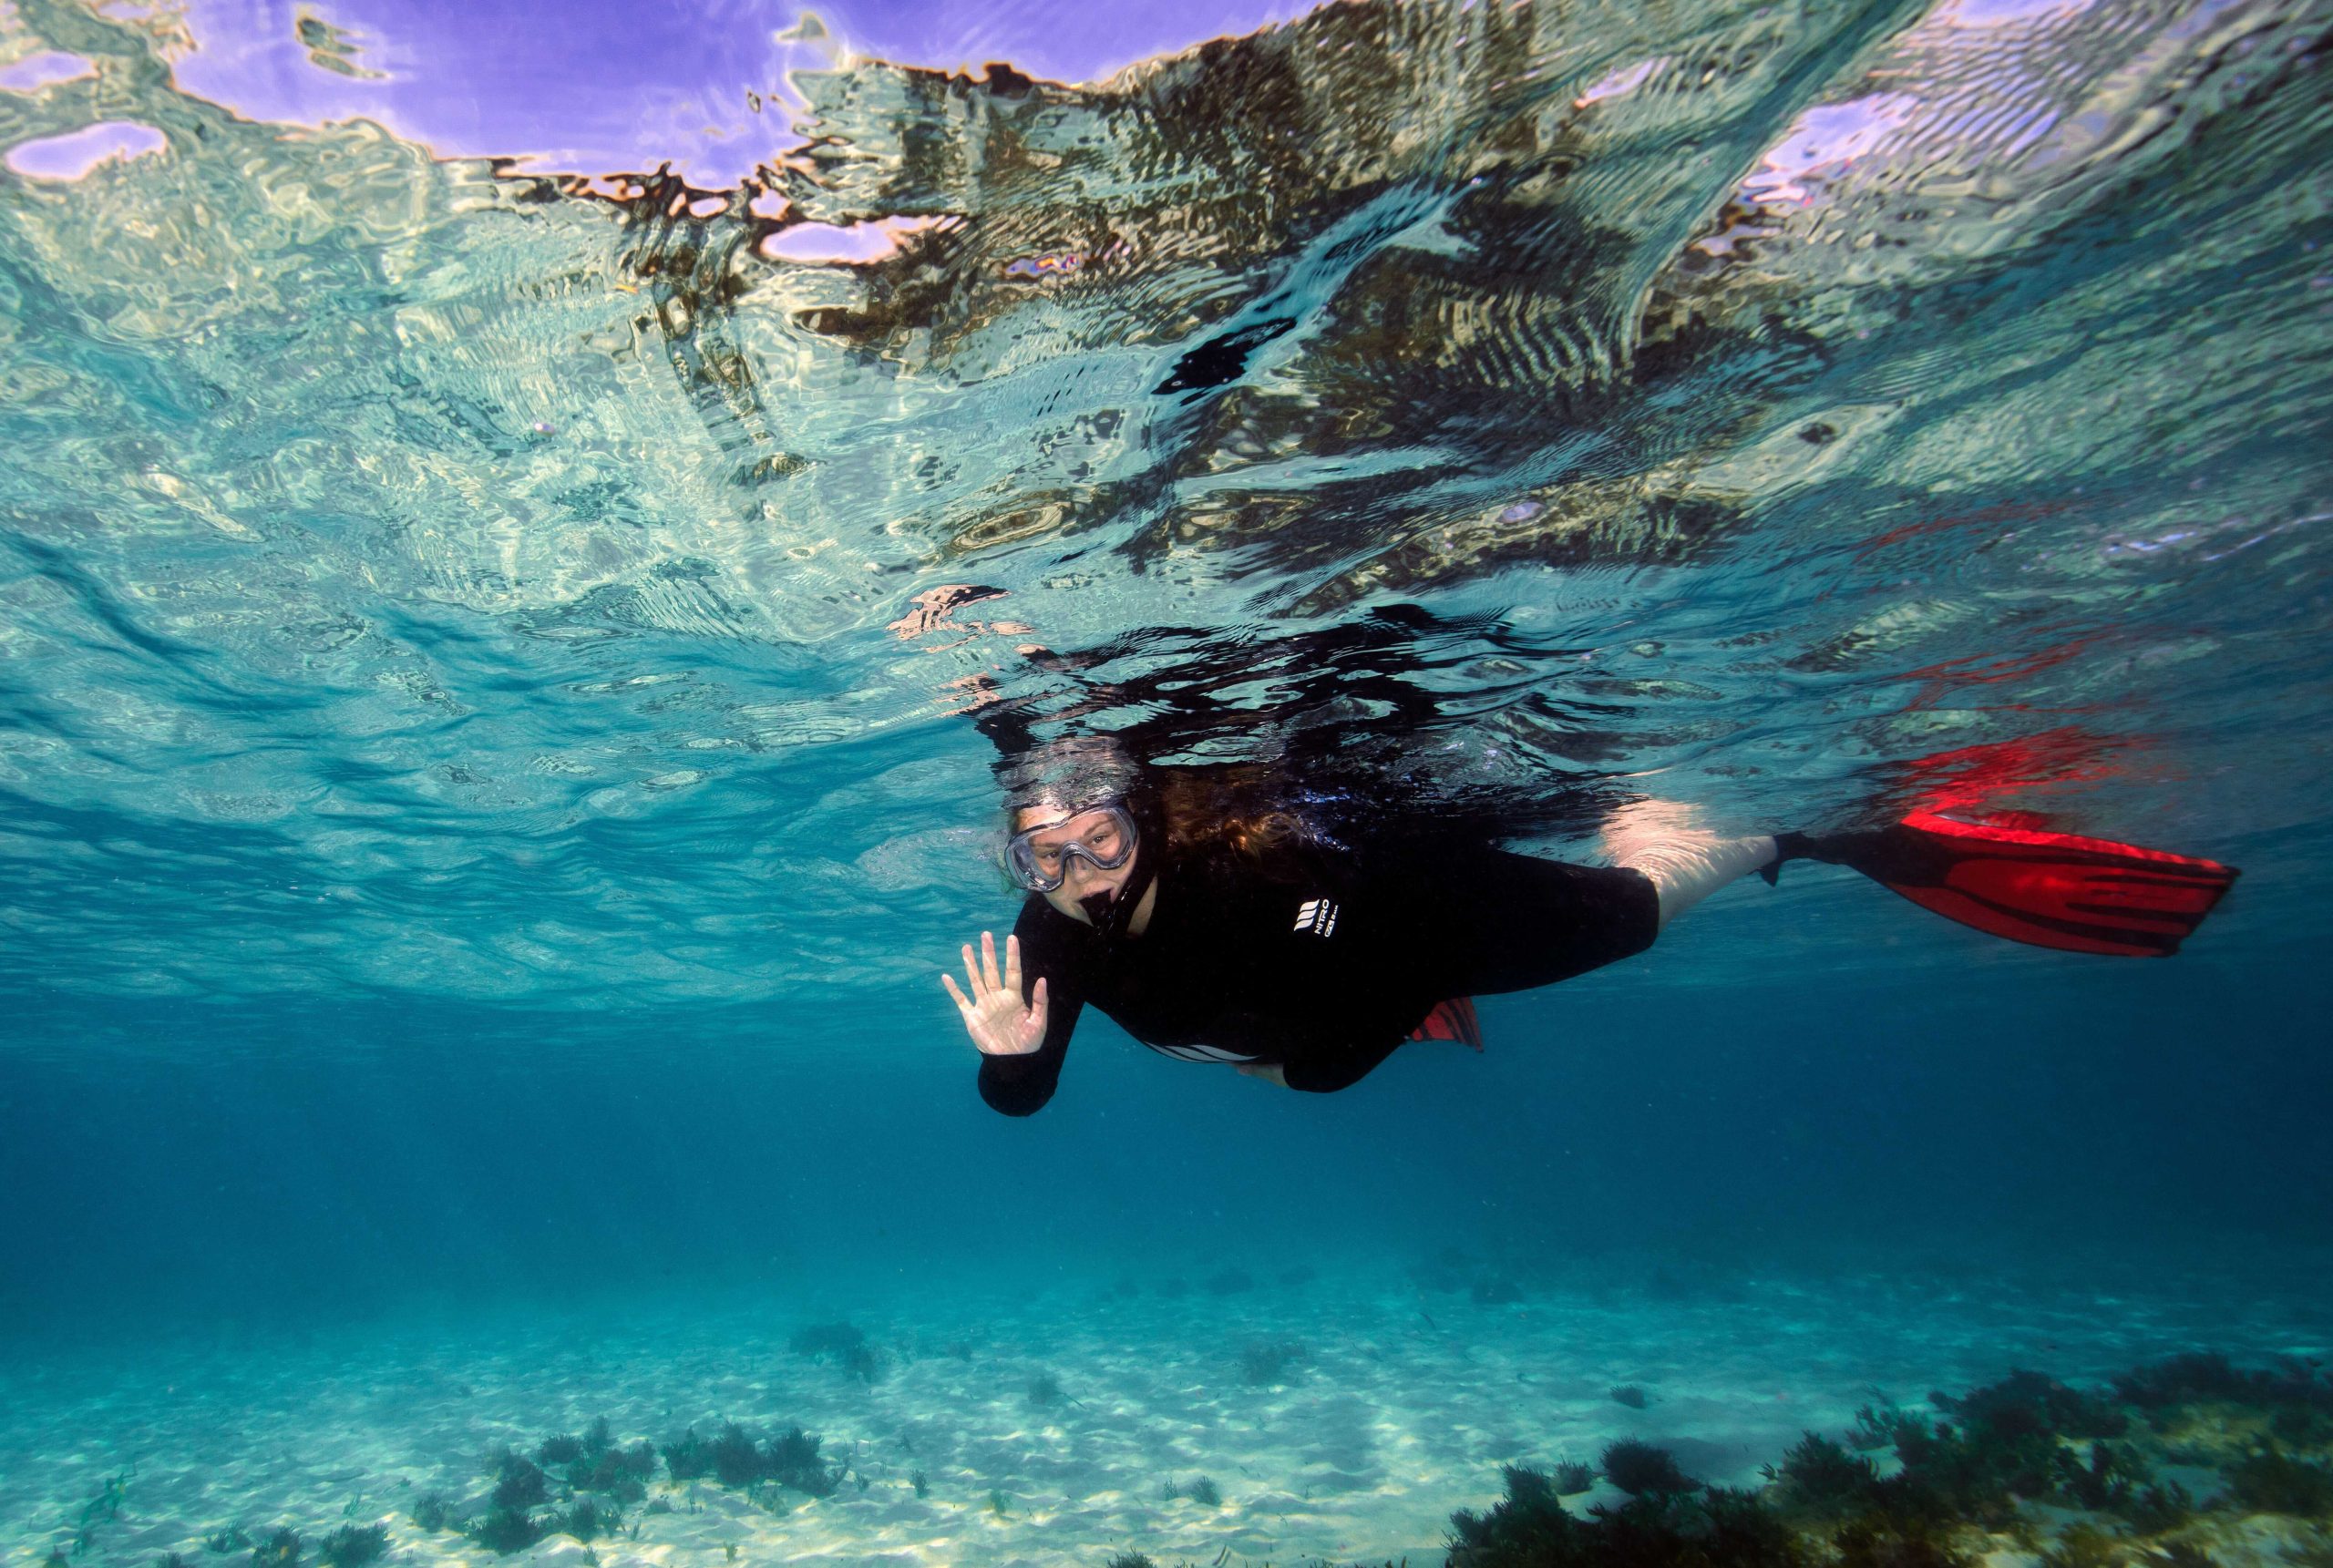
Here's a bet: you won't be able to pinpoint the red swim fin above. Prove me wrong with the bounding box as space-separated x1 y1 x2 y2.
1854 812 2238 957
1408 997 1485 1050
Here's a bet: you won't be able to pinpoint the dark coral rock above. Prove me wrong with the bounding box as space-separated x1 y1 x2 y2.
1937 1370 2128 1442
1599 1440 1700 1498
1770 1433 1881 1517
489 1452 548 1511
791 1323 883 1383
465 1507 545 1556
1497 1465 1561 1511
552 1499 616 1542
574 1440 656 1501
1239 1339 1307 1387
1880 1405 2056 1521
2112 1353 2260 1409
2273 1406 2333 1448
2121 1480 2194 1533
1830 1515 1973 1568
770 1425 841 1497
2227 1449 2333 1516
1848 1404 1915 1452
1451 1481 1803 1567
666 1421 839 1496
249 1529 301 1568
709 1422 765 1488
663 1427 714 1481
2053 1440 2153 1513
314 1526 385 1568
1551 1460 1598 1497
535 1432 586 1466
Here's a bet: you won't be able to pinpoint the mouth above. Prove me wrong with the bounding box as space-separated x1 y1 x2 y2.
1077 890 1115 925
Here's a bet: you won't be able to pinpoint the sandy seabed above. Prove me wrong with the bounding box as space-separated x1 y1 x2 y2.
4 1262 2326 1568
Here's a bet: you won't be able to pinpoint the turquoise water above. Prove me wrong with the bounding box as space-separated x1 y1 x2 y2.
3 0 2330 1563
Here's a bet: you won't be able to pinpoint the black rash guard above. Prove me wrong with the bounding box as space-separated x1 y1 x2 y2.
978 839 1660 1114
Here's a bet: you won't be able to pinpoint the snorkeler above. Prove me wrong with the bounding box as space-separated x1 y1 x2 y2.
940 738 2237 1114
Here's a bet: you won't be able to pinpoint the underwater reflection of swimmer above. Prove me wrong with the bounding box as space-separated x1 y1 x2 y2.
940 739 2238 1114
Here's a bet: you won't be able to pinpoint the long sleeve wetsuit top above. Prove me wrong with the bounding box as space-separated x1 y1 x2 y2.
977 839 1660 1115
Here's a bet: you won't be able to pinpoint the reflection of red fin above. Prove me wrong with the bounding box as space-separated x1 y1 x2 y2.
1408 997 1484 1050
1887 811 2237 957
1889 729 2122 816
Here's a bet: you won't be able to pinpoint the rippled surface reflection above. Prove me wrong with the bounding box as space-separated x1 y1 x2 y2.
0 0 2326 1007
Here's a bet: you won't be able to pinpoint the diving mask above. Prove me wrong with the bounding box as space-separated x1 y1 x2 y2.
1005 804 1139 893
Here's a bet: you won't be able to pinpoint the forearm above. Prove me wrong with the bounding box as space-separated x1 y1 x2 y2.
977 1052 1058 1116
974 959 1078 1115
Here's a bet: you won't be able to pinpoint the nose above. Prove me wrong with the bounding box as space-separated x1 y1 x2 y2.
1062 852 1113 890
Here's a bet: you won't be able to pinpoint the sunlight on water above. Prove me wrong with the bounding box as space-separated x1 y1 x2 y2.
0 0 2325 1010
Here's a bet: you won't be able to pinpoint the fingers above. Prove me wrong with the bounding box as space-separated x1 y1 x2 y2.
942 974 997 1054
948 935 1044 1055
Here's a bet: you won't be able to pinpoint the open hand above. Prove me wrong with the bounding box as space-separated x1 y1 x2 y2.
941 931 1048 1056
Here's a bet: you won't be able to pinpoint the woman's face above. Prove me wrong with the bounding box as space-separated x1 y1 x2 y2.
1013 805 1137 926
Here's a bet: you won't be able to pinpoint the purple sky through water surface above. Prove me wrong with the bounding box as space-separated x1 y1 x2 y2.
169 0 1318 187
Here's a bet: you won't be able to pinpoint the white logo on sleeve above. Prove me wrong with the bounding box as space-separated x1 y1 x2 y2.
1294 897 1340 937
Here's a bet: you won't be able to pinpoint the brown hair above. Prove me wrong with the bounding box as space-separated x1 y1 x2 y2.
1155 765 1313 865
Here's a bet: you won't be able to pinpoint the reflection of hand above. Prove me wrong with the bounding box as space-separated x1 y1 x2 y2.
938 673 1006 717
1236 1062 1290 1088
888 583 1009 641
941 931 1049 1057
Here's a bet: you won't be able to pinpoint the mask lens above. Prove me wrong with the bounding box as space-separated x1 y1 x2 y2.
1006 805 1137 891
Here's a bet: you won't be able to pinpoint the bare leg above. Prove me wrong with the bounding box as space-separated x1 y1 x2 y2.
1598 799 1777 930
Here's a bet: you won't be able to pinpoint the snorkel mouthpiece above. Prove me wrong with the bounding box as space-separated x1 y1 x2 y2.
1085 860 1154 943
